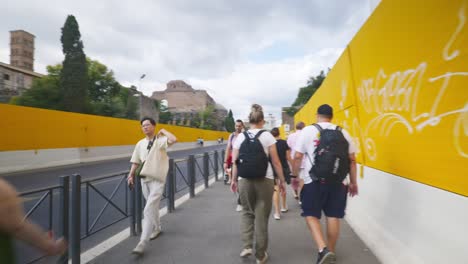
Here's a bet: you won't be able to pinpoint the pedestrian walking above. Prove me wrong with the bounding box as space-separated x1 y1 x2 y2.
292 104 358 264
231 104 286 264
127 117 177 255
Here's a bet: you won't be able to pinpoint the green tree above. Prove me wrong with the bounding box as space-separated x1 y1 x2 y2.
158 104 173 124
224 109 235 132
60 15 88 113
287 70 327 116
12 60 139 119
10 65 63 109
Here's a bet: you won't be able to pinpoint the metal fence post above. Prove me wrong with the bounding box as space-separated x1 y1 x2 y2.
188 155 195 198
70 174 81 264
203 152 209 188
135 176 143 234
214 150 219 181
129 179 136 236
221 149 225 169
167 159 175 213
58 175 70 263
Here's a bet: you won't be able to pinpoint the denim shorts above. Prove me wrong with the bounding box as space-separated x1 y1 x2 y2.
300 181 348 219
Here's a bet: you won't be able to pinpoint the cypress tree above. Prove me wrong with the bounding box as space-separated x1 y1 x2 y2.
60 15 88 113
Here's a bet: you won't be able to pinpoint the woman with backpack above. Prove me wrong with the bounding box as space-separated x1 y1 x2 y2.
270 127 292 220
230 104 286 264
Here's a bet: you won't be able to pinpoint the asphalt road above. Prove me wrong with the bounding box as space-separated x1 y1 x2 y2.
2 144 227 264
2 144 226 192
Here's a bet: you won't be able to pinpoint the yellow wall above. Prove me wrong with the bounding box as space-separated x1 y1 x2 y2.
295 0 468 196
0 104 230 151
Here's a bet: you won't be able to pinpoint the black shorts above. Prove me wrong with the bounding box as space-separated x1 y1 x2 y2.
300 181 348 219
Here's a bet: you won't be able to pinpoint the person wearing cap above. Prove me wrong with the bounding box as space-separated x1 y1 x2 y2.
292 104 358 264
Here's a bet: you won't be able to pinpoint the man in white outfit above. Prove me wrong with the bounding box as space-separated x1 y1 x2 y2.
127 117 177 254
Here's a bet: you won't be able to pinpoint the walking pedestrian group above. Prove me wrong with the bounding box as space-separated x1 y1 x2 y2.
124 103 358 264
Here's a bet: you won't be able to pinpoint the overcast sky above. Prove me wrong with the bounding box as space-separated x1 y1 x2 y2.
1 0 379 123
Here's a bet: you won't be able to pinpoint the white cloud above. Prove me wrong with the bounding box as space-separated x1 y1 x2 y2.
1 0 372 125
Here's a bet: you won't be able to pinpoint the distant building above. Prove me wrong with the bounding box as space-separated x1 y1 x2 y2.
0 30 43 103
281 106 296 134
10 30 35 71
264 113 277 130
151 80 227 130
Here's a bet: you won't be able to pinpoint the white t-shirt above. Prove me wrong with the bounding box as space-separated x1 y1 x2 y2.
232 129 276 180
294 122 357 184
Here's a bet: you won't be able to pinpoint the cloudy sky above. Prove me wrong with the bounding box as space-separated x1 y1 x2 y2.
1 0 379 123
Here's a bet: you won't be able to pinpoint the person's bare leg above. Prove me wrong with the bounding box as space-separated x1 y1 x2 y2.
281 188 287 210
272 185 280 217
305 216 326 250
326 217 340 252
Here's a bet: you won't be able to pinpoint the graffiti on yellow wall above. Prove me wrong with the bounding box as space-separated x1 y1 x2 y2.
295 0 468 196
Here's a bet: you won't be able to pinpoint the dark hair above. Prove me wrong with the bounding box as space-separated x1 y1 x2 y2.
235 119 244 125
295 121 305 130
317 104 333 119
140 117 156 126
249 104 264 124
271 127 280 137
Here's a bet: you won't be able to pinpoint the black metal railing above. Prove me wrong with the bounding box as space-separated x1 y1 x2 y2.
18 149 225 264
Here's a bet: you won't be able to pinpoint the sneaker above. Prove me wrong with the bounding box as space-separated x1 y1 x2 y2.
273 214 280 220
236 205 243 212
240 248 253 257
316 247 335 264
149 229 161 240
131 241 147 255
256 252 268 264
280 207 288 213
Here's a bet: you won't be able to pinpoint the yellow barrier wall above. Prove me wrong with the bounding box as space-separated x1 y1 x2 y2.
0 104 230 151
295 0 468 196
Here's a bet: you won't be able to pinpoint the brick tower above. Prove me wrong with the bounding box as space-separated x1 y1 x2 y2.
10 30 35 71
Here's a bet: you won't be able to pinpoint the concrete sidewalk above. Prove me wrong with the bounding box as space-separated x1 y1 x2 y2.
88 180 379 264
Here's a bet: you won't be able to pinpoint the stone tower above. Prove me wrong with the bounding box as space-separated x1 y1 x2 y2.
10 30 35 71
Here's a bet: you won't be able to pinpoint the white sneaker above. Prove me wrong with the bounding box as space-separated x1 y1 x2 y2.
150 229 161 240
281 207 288 213
240 248 253 257
256 252 268 264
236 205 243 212
131 241 147 255
273 214 280 220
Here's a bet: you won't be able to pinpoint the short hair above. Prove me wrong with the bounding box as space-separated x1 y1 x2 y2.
270 127 280 137
317 104 333 118
235 119 244 126
248 104 264 124
140 117 156 126
295 121 305 130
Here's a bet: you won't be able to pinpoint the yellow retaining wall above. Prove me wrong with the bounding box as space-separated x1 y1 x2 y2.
0 104 230 151
295 0 468 196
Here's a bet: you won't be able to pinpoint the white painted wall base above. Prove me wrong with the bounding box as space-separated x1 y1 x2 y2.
346 166 468 264
0 141 220 175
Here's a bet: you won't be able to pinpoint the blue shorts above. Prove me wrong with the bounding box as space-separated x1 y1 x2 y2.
300 181 348 219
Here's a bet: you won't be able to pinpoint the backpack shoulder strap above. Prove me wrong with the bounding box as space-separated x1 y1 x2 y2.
254 129 266 139
312 123 323 132
335 125 342 131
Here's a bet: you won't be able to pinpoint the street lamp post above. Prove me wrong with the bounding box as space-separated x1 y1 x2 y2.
137 74 146 120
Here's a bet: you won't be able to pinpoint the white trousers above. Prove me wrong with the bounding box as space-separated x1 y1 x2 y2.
140 179 164 242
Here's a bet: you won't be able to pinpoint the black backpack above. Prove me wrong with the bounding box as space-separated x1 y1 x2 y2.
236 130 268 179
308 124 350 184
